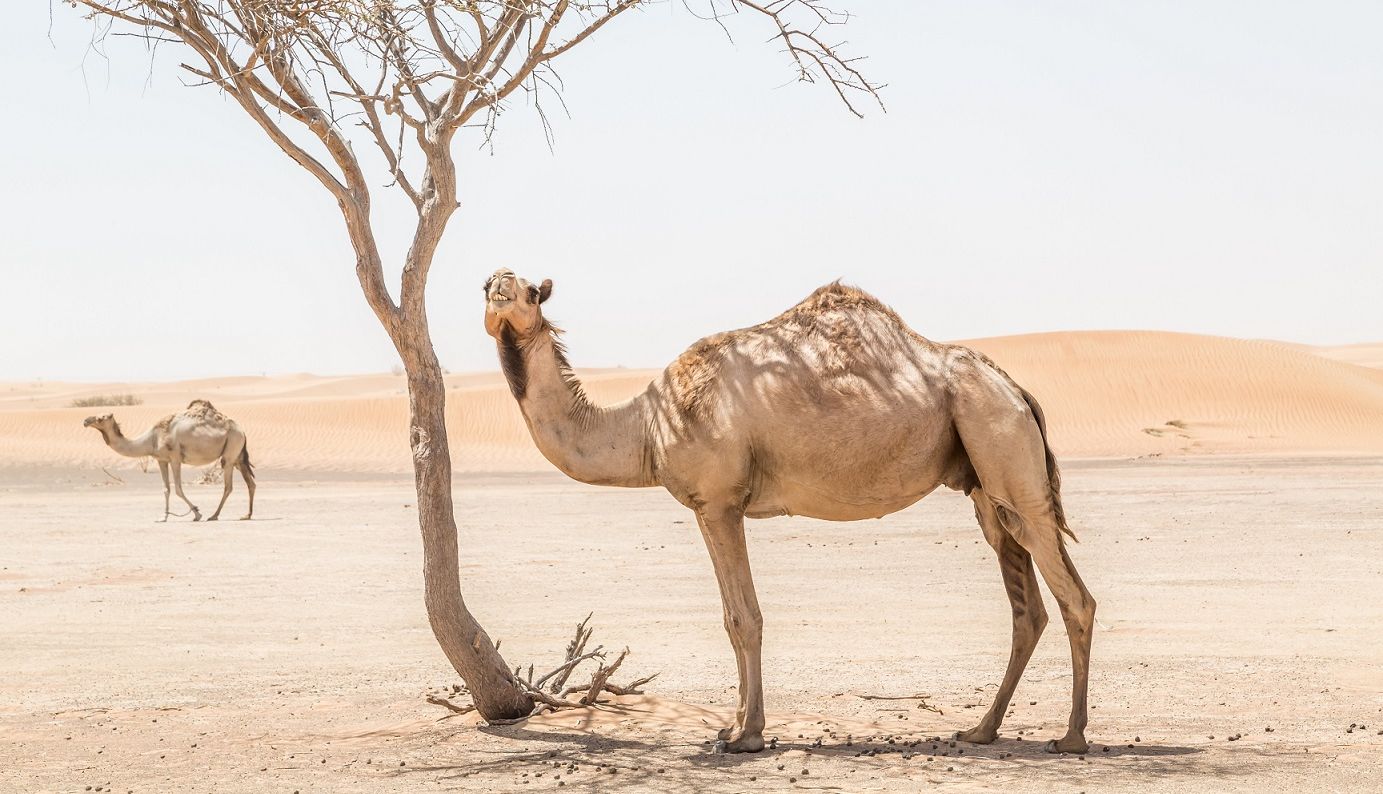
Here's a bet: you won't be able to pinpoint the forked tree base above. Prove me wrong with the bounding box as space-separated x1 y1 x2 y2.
426 614 657 724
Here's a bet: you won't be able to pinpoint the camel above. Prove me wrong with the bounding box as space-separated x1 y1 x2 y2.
83 399 255 522
481 269 1096 755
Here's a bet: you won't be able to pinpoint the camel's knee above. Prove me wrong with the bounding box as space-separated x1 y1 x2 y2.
723 605 763 641
1072 594 1096 627
1019 600 1049 635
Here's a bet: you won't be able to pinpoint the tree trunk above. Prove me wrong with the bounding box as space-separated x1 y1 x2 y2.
397 319 534 720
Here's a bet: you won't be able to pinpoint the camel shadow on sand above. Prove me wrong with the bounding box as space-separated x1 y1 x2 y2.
390 716 1221 793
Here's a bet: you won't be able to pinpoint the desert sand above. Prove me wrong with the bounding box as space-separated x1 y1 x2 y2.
2 331 1382 792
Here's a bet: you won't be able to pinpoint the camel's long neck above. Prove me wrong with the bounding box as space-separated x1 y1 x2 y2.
100 424 159 459
500 326 656 488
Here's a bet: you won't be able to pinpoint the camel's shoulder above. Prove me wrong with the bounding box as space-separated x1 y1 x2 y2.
661 330 735 421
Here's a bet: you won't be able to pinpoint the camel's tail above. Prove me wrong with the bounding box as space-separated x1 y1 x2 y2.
239 444 255 479
1019 388 1075 543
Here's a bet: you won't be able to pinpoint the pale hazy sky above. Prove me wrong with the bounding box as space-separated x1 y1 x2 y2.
2 2 1380 382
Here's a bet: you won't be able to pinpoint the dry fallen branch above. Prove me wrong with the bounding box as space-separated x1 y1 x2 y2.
544 611 594 693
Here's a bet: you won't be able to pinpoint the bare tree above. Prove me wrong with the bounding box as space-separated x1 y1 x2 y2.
62 0 880 721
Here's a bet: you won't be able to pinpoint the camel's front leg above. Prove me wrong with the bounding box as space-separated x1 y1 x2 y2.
694 506 765 754
158 461 172 522
169 458 201 521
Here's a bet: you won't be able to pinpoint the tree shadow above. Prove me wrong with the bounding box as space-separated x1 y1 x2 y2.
386 714 1219 794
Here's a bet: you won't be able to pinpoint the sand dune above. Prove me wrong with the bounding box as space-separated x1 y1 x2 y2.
1291 341 1383 371
2 332 1381 475
963 332 1383 458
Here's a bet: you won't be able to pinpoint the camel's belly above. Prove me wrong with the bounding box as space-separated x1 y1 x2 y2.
744 437 960 521
179 450 223 467
746 480 939 521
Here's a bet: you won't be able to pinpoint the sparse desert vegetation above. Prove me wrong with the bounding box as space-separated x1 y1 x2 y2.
69 394 142 408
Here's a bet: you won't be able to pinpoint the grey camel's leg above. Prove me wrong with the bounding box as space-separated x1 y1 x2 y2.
695 505 766 753
956 488 1047 744
169 458 201 521
158 460 172 522
239 461 255 520
207 461 235 521
1015 509 1096 754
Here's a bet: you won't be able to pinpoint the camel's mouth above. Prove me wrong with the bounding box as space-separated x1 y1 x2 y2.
82 416 97 427
486 273 519 307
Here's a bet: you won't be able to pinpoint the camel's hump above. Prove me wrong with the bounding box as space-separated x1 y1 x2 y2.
774 281 905 326
181 399 231 429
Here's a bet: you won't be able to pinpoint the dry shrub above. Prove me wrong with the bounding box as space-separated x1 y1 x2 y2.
71 394 142 408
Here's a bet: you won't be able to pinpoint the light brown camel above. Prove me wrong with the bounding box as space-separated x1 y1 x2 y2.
482 269 1096 754
84 399 255 522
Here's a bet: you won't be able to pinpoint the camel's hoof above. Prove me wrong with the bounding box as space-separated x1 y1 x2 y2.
191 515 202 522
712 732 765 754
207 515 220 522
956 726 998 745
1044 735 1089 755
239 515 252 521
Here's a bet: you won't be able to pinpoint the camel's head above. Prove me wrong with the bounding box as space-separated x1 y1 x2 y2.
483 268 552 339
83 414 115 432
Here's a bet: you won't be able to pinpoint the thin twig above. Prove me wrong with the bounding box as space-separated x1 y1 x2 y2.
425 695 476 714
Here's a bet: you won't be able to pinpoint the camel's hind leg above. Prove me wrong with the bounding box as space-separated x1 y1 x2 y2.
1016 515 1096 753
239 461 255 520
206 460 235 521
956 487 1047 744
951 371 1096 754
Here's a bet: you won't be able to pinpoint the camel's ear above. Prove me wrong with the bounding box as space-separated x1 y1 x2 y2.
537 278 553 304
